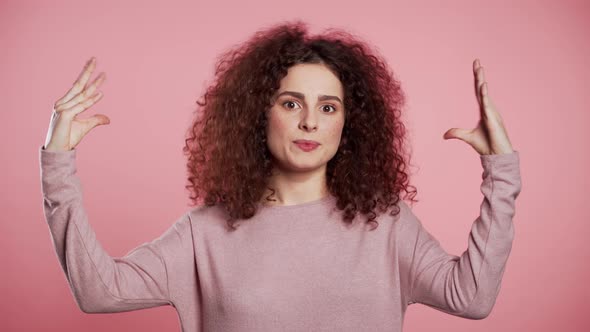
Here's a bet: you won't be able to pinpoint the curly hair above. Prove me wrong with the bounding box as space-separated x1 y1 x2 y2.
183 20 418 230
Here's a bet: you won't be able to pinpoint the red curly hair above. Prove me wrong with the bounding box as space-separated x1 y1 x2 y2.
183 20 418 230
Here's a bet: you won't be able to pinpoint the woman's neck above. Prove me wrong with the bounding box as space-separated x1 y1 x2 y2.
260 167 329 207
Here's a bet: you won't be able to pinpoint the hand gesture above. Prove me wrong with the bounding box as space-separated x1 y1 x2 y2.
43 57 109 152
443 59 514 155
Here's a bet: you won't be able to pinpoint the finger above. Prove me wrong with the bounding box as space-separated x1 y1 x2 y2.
473 58 480 70
476 67 486 106
55 72 106 112
473 59 481 104
477 66 486 87
482 82 489 102
55 57 96 107
480 82 497 120
473 59 487 105
64 91 104 116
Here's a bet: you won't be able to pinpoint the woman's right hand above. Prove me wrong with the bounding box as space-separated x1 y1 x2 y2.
43 57 110 152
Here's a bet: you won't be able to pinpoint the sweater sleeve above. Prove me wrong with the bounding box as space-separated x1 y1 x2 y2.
404 150 521 319
39 145 190 314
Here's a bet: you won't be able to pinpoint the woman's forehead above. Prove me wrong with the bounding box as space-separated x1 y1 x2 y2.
276 63 344 99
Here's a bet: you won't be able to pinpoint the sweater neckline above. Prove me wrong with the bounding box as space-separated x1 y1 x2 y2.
258 194 336 211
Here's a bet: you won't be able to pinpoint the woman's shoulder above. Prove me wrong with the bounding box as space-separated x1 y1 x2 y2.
186 203 224 219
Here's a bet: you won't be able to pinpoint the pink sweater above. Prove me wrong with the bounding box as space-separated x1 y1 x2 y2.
39 145 521 331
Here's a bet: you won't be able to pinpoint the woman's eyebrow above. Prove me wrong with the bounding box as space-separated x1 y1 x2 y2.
275 90 342 104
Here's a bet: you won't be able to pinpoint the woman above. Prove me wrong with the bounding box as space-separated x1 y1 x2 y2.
40 21 521 331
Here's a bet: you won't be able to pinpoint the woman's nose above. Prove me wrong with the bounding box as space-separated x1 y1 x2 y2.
299 109 318 131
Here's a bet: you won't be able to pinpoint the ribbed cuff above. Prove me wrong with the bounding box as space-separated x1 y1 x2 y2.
39 145 77 167
480 150 519 169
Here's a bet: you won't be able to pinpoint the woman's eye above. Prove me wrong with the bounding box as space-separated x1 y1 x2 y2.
322 105 336 113
283 101 299 109
282 100 336 113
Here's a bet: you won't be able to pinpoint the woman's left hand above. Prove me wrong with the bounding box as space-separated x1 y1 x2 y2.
443 59 514 155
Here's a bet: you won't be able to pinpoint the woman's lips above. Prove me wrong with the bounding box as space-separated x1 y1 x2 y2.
294 141 319 151
293 139 320 145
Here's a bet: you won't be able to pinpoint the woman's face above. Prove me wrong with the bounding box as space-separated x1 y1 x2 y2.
265 63 346 174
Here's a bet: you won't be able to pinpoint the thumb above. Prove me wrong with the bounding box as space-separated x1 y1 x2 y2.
93 113 111 126
81 114 110 135
443 128 471 142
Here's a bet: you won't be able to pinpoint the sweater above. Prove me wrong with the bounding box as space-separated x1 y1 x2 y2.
39 145 521 331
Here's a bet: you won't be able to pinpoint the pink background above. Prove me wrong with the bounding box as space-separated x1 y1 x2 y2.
1 0 588 330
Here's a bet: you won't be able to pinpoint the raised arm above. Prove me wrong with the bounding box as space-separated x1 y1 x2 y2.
404 150 521 319
40 146 192 313
39 57 195 313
